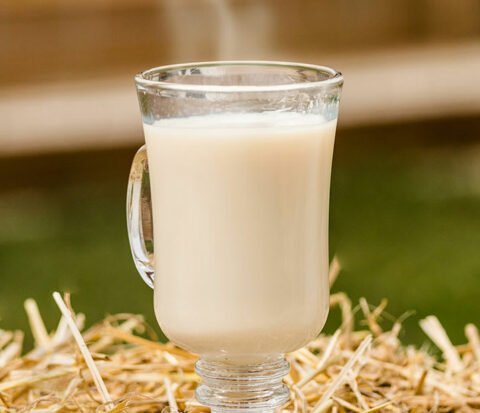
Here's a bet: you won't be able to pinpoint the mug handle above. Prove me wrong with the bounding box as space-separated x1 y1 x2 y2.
126 145 155 288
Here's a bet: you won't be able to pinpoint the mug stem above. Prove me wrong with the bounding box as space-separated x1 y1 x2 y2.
195 357 290 413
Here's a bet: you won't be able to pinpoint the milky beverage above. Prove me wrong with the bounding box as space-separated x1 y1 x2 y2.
144 112 336 364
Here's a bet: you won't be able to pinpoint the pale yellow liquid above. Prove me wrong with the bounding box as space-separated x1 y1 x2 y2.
144 113 336 363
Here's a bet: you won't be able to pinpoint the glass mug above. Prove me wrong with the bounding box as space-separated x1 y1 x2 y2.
127 61 343 413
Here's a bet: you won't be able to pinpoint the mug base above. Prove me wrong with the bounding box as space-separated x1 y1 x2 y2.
195 357 290 413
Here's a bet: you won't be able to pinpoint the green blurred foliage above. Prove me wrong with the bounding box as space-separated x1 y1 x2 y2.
0 119 479 350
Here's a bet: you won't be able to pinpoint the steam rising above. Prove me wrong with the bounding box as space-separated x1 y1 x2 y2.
163 0 274 61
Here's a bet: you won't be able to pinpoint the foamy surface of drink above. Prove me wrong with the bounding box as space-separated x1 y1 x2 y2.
145 112 336 364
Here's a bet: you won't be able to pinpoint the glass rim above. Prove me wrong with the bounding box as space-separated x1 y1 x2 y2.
134 60 343 93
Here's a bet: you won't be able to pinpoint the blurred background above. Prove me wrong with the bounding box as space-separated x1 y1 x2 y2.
1 0 480 348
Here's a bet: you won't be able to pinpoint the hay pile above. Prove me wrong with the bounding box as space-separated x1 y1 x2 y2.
1 265 480 412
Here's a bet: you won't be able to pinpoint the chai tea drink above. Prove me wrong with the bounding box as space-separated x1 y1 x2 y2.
129 61 343 412
144 112 336 363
